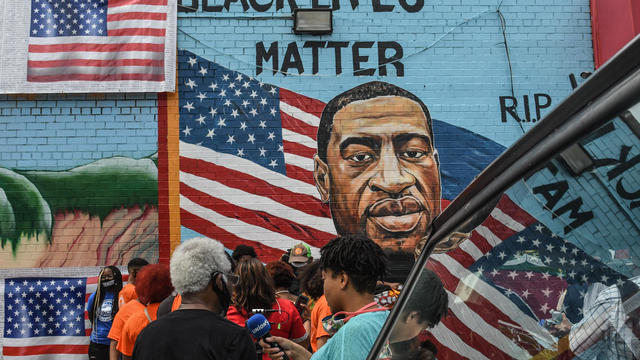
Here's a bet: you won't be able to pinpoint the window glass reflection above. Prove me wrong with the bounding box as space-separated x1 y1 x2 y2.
372 100 640 359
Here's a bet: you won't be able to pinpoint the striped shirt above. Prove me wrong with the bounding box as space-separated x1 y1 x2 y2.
569 276 640 359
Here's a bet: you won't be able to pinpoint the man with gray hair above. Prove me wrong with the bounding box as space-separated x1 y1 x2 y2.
132 237 256 360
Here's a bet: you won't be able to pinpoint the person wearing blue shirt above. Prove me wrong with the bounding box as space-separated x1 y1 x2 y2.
87 266 123 360
261 235 389 360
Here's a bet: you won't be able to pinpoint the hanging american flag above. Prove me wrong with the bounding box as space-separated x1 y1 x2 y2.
425 195 628 359
178 50 336 262
27 0 167 82
1 273 97 359
0 0 176 93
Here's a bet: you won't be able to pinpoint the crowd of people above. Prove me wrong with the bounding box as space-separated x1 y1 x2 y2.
87 235 449 360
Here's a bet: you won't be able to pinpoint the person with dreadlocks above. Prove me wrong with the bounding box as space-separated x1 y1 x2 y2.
87 266 123 360
261 235 388 360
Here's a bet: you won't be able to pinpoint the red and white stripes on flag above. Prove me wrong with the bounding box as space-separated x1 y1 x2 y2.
179 90 336 263
425 196 557 359
27 0 168 82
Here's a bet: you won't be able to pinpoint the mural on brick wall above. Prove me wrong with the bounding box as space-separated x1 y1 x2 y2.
173 0 597 264
0 94 161 269
169 0 638 358
0 157 159 268
177 51 507 261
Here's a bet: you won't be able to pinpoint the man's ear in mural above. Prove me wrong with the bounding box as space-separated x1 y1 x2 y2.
432 232 469 254
414 231 469 257
313 154 330 203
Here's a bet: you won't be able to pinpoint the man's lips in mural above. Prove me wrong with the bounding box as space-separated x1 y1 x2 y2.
367 196 425 233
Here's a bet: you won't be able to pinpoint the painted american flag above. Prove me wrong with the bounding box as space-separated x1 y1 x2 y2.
425 195 629 359
178 50 335 262
27 0 168 82
1 273 97 359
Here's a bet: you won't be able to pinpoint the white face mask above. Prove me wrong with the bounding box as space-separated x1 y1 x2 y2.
101 280 115 287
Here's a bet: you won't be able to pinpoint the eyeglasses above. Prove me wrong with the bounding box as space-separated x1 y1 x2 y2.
213 271 239 286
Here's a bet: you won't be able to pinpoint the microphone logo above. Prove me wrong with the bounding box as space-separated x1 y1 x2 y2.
251 319 268 335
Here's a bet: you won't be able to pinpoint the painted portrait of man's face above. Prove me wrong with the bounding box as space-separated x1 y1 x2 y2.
314 85 441 252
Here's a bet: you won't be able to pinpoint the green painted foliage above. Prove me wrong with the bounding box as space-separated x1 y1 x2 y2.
20 157 158 222
0 168 52 253
0 156 158 253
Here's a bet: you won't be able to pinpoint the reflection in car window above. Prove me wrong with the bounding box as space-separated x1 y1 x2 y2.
371 101 640 359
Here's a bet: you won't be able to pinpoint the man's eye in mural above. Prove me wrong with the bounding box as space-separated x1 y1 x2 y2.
348 152 374 163
399 150 426 160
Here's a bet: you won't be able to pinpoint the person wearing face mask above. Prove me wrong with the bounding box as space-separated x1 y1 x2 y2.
87 266 123 360
131 237 255 360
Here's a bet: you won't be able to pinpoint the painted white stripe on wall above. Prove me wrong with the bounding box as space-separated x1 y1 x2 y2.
280 101 320 127
180 141 322 200
282 128 317 150
179 171 335 234
180 195 322 258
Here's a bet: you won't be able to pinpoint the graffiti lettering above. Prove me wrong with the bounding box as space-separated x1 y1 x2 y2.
551 197 594 234
593 144 640 209
532 180 594 234
499 93 552 123
179 0 423 12
616 180 640 209
256 41 404 76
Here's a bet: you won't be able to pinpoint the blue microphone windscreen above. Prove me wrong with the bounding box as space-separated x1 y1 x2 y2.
246 313 271 338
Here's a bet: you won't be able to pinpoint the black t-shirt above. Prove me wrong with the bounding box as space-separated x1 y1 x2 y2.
132 309 257 360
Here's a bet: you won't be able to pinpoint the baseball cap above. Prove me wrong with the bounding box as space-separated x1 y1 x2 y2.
289 243 312 267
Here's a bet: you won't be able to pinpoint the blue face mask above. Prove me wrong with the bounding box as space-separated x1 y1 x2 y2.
321 302 386 335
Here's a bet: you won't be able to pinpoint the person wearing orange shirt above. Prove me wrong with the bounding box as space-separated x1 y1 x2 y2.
118 258 149 308
310 295 332 352
108 263 148 360
296 260 330 352
117 264 173 359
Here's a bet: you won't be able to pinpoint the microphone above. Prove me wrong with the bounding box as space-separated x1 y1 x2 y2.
246 313 289 360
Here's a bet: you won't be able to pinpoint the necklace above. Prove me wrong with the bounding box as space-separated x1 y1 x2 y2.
275 290 289 294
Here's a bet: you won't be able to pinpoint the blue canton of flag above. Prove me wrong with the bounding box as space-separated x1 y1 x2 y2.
3 277 87 338
30 0 108 37
470 222 627 323
178 50 286 174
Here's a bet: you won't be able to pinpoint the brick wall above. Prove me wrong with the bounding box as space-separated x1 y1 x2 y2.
0 93 159 268
0 0 596 267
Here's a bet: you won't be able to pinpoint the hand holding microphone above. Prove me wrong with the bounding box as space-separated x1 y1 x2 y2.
246 313 289 360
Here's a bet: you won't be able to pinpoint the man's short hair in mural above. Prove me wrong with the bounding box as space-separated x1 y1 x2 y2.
314 81 442 253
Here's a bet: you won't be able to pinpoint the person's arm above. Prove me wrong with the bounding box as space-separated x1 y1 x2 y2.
288 302 310 349
260 336 312 360
109 340 120 360
86 293 96 324
567 296 615 355
316 335 329 349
